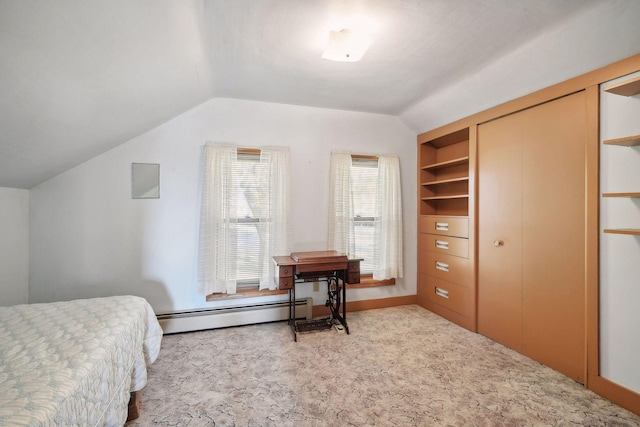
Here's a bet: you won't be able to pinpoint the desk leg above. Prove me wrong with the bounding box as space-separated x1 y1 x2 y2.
289 286 298 342
341 273 349 334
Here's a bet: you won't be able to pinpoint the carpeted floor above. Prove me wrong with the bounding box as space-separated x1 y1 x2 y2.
127 305 640 426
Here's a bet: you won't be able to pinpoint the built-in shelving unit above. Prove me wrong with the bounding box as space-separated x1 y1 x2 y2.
603 75 640 97
418 128 470 216
602 76 640 237
417 125 476 332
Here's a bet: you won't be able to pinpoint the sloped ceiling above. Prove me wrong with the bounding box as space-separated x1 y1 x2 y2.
0 0 605 188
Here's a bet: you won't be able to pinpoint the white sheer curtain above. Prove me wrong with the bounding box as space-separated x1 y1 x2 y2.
328 152 355 255
328 152 403 281
374 155 403 280
197 144 291 295
259 147 291 290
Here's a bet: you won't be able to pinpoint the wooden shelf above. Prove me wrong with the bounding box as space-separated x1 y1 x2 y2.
604 135 640 147
421 156 469 171
422 177 469 186
422 194 469 201
603 193 640 197
604 229 640 236
603 75 640 97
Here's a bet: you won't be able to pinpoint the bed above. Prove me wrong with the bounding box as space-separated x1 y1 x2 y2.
0 295 163 426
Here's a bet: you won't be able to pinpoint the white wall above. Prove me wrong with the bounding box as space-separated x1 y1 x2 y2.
0 187 29 306
29 98 416 314
400 0 640 133
599 71 640 393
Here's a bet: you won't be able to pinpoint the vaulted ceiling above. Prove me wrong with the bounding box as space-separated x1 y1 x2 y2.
0 0 608 188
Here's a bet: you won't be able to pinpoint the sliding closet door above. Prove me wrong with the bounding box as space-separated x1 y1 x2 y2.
477 114 524 352
478 92 586 383
521 92 586 383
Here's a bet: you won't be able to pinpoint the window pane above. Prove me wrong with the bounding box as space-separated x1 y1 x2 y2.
230 156 269 283
351 159 378 274
351 162 378 218
354 219 375 274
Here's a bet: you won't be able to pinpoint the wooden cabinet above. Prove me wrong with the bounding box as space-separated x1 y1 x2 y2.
477 92 587 384
417 127 476 331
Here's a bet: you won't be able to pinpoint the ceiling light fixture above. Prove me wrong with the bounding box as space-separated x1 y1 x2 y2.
321 28 372 62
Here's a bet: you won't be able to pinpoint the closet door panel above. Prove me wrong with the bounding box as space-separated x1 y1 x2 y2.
521 92 586 383
477 114 524 352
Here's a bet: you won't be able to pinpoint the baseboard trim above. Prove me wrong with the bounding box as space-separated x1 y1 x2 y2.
588 375 640 417
312 295 418 317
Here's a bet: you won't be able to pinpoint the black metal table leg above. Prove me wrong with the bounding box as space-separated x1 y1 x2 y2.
289 287 297 342
342 274 349 334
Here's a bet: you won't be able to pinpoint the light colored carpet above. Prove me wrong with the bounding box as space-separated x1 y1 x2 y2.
127 305 640 426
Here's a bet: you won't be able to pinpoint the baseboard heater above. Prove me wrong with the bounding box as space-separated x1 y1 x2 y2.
157 298 313 334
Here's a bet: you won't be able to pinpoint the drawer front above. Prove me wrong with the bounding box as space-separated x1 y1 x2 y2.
419 216 468 238
296 261 347 274
421 274 469 317
422 251 471 285
348 261 360 273
279 277 293 290
420 233 468 258
278 266 294 278
347 272 361 284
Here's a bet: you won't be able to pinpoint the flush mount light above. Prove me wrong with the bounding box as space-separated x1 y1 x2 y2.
321 28 372 62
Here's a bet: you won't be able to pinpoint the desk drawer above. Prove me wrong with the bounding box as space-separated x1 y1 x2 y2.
421 252 470 285
347 272 361 284
279 277 293 290
278 266 294 278
419 216 468 238
420 233 468 258
348 261 360 273
421 274 469 317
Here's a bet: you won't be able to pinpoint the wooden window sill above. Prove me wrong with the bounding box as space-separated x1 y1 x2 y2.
206 275 395 300
206 288 287 302
348 274 396 289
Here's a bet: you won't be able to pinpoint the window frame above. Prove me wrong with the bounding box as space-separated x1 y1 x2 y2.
349 153 396 288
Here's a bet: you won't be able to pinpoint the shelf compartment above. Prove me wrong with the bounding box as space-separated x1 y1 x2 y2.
422 194 469 201
422 177 469 187
421 198 468 217
602 193 640 197
603 75 640 97
421 156 469 171
603 135 640 147
604 229 640 236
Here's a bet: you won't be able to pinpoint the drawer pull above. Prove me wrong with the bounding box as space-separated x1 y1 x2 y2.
435 240 449 250
435 222 449 231
435 261 449 272
435 287 449 299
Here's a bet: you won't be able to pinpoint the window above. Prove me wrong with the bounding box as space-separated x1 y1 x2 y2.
328 152 403 281
197 145 291 295
351 157 378 274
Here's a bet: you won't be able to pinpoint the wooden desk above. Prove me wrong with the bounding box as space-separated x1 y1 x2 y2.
272 251 362 341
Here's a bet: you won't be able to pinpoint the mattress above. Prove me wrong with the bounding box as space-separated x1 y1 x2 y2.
0 295 163 426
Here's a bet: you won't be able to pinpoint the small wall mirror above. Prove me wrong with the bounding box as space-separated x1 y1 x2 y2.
132 163 160 199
